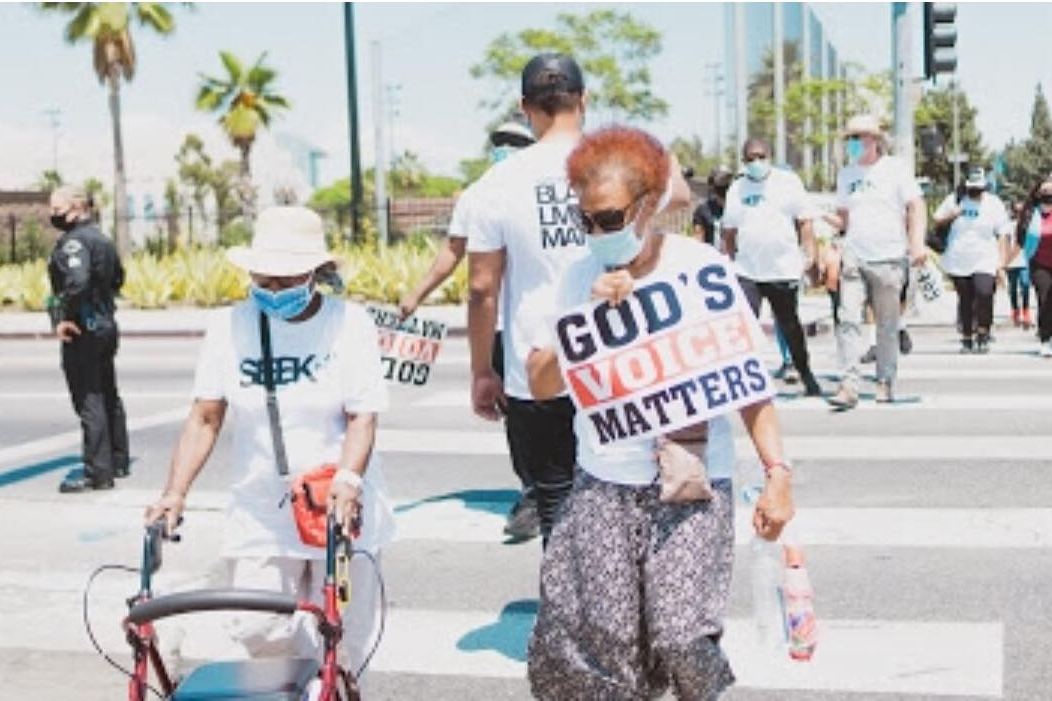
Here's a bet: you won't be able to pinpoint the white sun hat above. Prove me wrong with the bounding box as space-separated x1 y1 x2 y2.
226 206 334 277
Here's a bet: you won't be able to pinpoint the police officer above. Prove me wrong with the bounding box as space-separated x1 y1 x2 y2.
47 185 129 492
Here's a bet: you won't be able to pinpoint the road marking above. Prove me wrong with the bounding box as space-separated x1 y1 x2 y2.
0 408 186 466
35 492 1052 550
377 428 1052 461
0 391 187 401
0 583 1002 698
412 389 1052 412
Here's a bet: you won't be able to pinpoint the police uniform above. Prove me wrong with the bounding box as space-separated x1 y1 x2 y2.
47 220 129 490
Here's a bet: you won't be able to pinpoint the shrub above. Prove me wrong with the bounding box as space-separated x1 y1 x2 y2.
121 255 175 309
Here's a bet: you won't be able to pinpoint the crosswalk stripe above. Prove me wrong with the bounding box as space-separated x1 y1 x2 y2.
0 408 187 466
375 429 1051 461
411 389 1052 411
0 588 999 699
14 491 1052 550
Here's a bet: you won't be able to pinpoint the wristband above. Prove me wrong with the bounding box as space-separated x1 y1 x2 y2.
332 470 364 489
763 460 792 477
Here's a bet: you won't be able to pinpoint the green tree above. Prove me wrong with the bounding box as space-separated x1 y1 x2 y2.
1001 85 1052 203
210 160 241 230
669 135 719 179
471 9 667 124
41 2 177 255
913 86 988 199
163 176 181 251
749 58 892 189
195 51 290 220
175 133 213 239
35 169 64 192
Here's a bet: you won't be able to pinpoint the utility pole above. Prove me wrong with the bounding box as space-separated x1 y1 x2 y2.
42 108 61 174
343 2 364 241
773 5 786 165
892 2 916 176
386 83 402 169
734 3 746 169
704 62 724 163
952 78 961 185
371 40 388 247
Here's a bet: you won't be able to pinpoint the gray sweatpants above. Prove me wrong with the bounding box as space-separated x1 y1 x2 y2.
836 248 908 390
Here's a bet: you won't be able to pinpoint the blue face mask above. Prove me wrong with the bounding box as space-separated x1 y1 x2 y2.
745 159 771 181
587 224 644 270
846 137 866 165
491 145 515 163
250 279 315 320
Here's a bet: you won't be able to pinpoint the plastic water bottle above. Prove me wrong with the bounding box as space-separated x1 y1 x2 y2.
740 461 787 653
751 535 787 652
783 545 818 661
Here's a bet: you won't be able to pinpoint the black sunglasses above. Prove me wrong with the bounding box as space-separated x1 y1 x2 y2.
570 193 646 233
1039 193 1052 204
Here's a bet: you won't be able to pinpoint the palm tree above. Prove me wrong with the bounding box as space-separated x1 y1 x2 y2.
195 51 289 221
41 3 177 256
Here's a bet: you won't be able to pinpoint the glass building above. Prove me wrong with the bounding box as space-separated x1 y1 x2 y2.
723 2 845 187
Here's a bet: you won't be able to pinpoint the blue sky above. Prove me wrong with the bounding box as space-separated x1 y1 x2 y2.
1 2 1049 204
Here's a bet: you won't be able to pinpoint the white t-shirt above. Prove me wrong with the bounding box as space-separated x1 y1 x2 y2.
525 234 739 486
466 136 588 398
450 182 504 331
722 168 813 281
836 156 922 262
1003 218 1025 269
936 193 1009 276
192 296 395 558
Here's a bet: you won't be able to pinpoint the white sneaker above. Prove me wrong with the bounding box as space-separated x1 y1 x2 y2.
1041 341 1052 358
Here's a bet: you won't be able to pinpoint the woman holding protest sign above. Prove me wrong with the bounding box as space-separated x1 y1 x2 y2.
524 126 794 700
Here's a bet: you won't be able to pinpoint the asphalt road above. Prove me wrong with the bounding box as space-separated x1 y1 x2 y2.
1 321 1051 700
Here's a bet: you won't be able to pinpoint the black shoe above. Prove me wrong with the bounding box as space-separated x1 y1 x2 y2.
960 337 974 354
860 345 877 364
802 373 823 397
115 466 130 479
772 361 792 380
59 473 115 493
976 334 990 354
503 494 540 540
899 329 913 355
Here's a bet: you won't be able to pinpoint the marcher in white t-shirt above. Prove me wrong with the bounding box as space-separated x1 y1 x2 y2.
523 125 794 700
722 137 823 396
146 207 393 674
830 114 927 408
1001 201 1033 329
933 167 1009 353
466 53 592 542
398 120 543 540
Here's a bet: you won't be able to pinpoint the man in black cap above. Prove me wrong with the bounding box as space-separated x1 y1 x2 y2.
47 185 129 492
466 53 588 543
693 165 734 249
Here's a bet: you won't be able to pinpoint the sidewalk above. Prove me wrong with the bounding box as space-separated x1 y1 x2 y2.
0 297 835 340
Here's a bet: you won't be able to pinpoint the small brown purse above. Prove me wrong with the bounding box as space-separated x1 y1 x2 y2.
655 423 713 503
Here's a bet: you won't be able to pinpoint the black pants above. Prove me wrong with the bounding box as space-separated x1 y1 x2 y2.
1007 268 1030 311
504 395 576 540
951 273 995 337
1032 263 1052 342
61 327 128 484
493 331 532 493
738 277 813 376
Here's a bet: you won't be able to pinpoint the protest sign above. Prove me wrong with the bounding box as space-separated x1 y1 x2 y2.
365 304 447 387
550 261 774 448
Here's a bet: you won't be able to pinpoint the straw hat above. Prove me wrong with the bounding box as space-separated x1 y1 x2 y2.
844 114 884 138
226 206 334 277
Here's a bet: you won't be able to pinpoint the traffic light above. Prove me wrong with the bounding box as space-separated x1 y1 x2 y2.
924 3 958 79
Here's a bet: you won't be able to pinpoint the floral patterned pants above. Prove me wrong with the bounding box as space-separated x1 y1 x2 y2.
528 470 736 700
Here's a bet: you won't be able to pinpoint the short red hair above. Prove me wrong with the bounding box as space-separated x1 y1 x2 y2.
566 126 670 202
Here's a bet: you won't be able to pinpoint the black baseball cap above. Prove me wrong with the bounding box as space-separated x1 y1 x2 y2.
521 53 584 100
